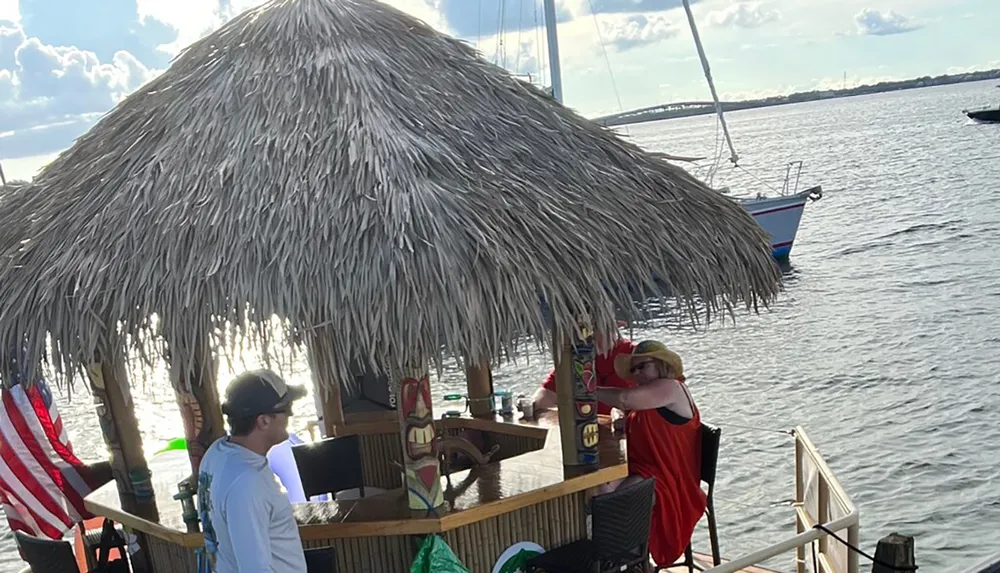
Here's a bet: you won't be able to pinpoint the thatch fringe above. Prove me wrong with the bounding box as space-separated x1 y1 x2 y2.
0 0 780 389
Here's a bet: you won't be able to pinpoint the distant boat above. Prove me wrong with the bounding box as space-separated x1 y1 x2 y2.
965 106 1000 123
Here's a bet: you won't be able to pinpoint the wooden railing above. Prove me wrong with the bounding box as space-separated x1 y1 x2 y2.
704 426 860 573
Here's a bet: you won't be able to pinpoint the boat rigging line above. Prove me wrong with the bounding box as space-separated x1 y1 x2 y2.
584 0 629 137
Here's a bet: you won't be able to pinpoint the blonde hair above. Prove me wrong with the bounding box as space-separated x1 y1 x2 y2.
655 359 675 379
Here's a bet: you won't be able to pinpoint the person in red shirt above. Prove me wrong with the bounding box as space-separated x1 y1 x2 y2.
596 340 707 568
531 328 636 416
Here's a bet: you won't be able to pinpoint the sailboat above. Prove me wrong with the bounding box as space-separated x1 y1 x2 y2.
537 0 822 260
679 0 822 260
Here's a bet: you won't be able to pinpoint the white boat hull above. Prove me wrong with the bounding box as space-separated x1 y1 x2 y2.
738 186 821 260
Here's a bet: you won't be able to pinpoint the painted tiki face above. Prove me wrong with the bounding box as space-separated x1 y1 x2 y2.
400 376 436 461
397 375 443 510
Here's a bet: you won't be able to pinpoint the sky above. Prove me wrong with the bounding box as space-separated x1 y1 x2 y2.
1 0 998 179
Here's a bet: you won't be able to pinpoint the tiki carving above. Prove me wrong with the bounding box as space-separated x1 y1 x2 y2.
571 327 599 465
169 340 224 477
396 374 444 510
86 362 137 494
175 383 217 476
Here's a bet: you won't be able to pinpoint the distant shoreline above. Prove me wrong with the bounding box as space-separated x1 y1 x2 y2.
593 68 1000 127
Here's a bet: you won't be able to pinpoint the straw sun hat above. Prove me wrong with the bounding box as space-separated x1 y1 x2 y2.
613 340 684 381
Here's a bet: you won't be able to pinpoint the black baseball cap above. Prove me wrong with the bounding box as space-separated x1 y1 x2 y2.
220 369 307 419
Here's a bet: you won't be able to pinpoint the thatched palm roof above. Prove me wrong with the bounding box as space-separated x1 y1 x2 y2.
0 0 780 383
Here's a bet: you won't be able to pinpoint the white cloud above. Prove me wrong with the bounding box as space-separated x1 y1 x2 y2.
705 2 779 29
600 13 679 51
0 0 17 23
853 8 921 36
0 9 159 159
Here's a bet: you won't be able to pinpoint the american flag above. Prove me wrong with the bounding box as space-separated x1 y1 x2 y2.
0 372 97 539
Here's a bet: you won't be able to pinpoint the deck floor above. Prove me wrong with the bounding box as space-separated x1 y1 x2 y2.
658 552 780 572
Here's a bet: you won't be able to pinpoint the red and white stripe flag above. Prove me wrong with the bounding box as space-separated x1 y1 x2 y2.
0 374 97 539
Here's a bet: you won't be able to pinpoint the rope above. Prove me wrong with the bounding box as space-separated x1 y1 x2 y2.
476 0 483 51
715 420 795 436
585 0 629 137
735 163 780 193
813 524 918 572
514 0 524 74
493 0 504 64
534 0 546 86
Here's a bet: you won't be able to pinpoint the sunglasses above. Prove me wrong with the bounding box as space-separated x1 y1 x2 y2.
630 360 655 374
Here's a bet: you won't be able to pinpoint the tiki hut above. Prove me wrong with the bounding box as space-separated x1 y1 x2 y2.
0 0 778 384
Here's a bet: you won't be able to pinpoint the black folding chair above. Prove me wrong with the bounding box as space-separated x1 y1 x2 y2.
676 422 722 572
14 530 80 573
292 434 365 499
527 477 656 573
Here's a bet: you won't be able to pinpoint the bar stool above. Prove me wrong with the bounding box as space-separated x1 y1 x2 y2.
527 477 655 573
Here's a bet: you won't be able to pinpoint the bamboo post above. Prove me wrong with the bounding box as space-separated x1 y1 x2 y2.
170 335 225 478
395 369 444 510
871 533 915 573
552 321 600 468
306 328 344 437
465 361 493 418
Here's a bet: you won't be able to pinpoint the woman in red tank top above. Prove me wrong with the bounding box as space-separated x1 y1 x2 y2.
596 340 707 568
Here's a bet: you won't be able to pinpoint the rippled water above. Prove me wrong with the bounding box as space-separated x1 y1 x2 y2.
3 81 999 572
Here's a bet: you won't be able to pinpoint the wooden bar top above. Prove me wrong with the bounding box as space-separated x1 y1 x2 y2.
84 411 628 548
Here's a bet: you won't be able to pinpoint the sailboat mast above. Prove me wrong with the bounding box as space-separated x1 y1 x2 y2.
542 0 564 103
681 0 738 164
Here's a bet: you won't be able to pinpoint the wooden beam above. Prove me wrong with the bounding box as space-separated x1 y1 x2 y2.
464 361 493 418
552 329 576 467
306 328 344 438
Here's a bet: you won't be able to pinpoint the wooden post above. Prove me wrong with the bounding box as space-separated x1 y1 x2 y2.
170 335 225 478
395 369 444 510
85 355 156 573
306 328 344 438
85 358 149 498
871 533 915 573
465 360 493 418
552 322 599 468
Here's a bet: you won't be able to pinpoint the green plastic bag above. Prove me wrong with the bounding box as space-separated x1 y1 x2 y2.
409 535 471 573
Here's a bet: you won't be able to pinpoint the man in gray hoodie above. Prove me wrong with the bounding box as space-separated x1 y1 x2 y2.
197 369 308 573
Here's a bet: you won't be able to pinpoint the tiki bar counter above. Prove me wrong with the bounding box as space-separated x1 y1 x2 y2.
84 407 628 573
0 0 784 572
